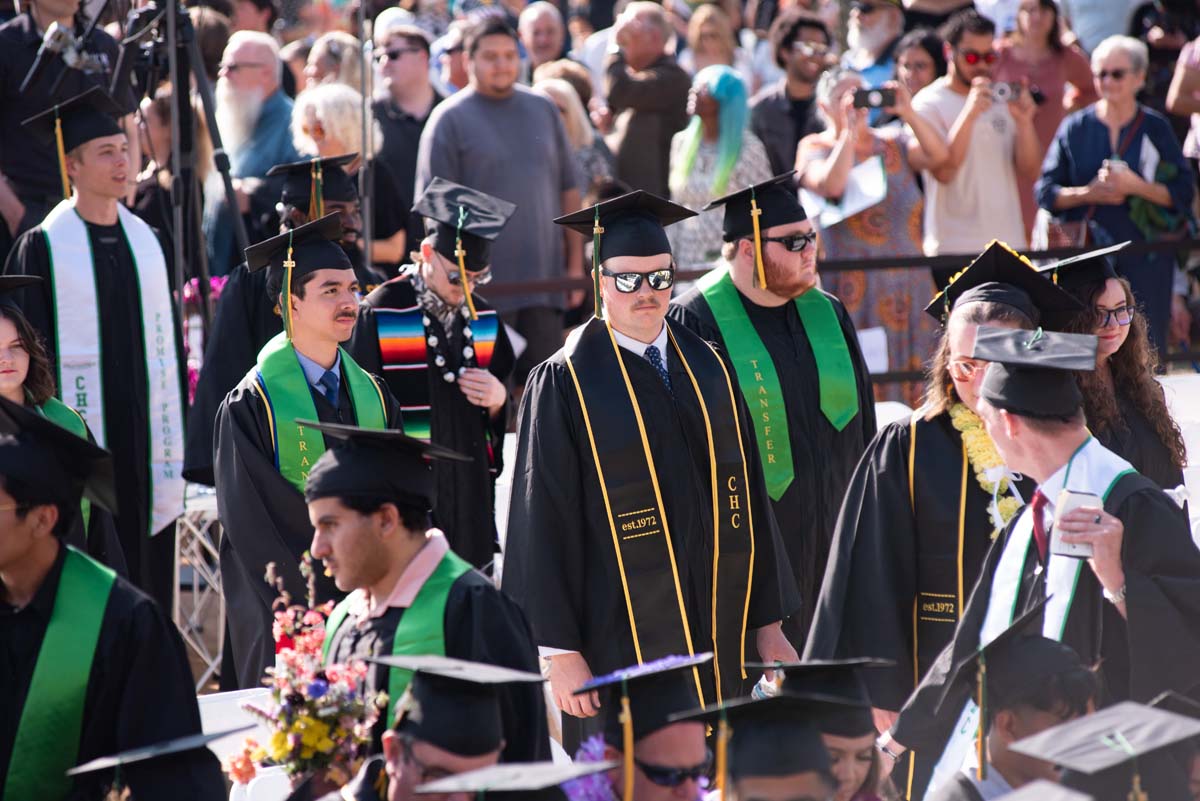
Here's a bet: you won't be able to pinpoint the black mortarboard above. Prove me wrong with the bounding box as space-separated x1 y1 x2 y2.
702 172 806 291
415 761 618 799
244 213 352 338
672 695 833 785
0 275 42 310
744 657 892 737
0 394 116 515
301 420 470 509
22 87 125 200
67 725 254 778
995 780 1093 801
1036 242 1129 300
370 656 544 756
1009 702 1200 800
973 326 1098 419
1150 690 1200 721
268 153 359 217
555 191 696 318
925 241 1084 325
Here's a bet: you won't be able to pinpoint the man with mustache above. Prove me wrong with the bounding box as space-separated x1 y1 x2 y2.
213 213 403 689
502 190 801 749
669 173 875 647
204 30 300 277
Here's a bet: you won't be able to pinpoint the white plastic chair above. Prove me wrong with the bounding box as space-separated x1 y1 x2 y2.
244 766 291 801
198 687 272 763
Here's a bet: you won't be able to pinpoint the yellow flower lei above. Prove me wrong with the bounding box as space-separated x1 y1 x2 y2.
949 403 1022 533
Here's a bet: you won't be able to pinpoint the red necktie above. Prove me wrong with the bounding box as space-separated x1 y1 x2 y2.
1030 490 1049 562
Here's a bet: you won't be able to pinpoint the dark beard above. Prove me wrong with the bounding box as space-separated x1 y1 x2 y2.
761 248 817 299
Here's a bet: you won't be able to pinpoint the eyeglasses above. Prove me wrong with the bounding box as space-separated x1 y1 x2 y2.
399 735 454 784
791 41 831 57
1095 68 1128 81
635 749 713 787
948 358 986 381
219 61 269 73
759 231 817 252
958 48 998 65
1096 304 1134 327
601 266 675 293
378 46 423 61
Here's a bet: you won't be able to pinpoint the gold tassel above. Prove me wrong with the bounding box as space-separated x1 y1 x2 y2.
750 195 767 290
307 160 324 221
714 716 730 798
592 211 604 320
456 236 477 321
621 692 634 801
1128 771 1147 801
55 116 70 200
976 658 987 781
282 232 296 339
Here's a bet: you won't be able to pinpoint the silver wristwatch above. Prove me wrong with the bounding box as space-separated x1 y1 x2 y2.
1103 583 1128 605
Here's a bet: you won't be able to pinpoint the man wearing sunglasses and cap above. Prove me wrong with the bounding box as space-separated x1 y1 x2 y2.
670 173 875 647
842 0 905 124
502 190 801 748
348 178 517 570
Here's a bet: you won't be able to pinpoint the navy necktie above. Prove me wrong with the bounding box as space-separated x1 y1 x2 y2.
645 344 672 392
318 368 340 406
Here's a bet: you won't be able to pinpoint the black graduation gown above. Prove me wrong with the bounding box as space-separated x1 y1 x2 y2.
4 221 187 610
348 278 515 569
1095 391 1186 493
324 566 549 762
501 323 802 698
184 248 385 486
804 413 1036 713
668 285 876 644
0 544 226 801
892 472 1200 781
214 362 403 689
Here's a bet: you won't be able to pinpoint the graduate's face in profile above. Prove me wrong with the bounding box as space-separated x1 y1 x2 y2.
382 731 501 801
599 254 674 343
308 496 393 591
975 398 1020 469
0 317 31 404
289 268 360 344
66 134 130 201
759 219 818 300
729 772 835 801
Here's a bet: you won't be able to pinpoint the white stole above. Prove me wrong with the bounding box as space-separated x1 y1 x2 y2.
926 438 1136 794
42 200 186 535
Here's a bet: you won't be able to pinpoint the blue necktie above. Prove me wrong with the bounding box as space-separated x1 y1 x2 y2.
645 345 672 392
318 368 340 405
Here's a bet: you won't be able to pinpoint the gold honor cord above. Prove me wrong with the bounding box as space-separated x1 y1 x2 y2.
592 208 603 319
282 230 296 339
976 656 987 780
54 115 70 200
456 206 478 320
907 414 919 801
621 683 634 801
714 716 730 798
958 438 969 616
307 159 324 221
750 192 767 290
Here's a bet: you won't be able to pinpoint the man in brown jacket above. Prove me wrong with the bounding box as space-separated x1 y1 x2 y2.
603 2 690 198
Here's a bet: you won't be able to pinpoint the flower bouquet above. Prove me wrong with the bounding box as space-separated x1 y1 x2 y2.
223 554 382 790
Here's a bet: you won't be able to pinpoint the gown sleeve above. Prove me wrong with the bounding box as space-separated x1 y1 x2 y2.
803 422 921 711
444 575 551 762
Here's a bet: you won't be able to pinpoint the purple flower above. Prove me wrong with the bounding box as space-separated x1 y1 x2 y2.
307 679 329 699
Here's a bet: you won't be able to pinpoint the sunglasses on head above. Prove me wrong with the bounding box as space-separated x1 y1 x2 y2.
758 231 817 253
635 749 713 787
959 48 998 65
601 266 675 293
1095 68 1128 81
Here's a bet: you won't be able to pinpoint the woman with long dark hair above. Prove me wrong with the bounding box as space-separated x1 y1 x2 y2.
0 294 126 573
1041 249 1188 491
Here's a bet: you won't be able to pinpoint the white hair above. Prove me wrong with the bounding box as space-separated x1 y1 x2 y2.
310 31 364 91
1091 35 1148 75
224 29 283 84
519 1 563 31
292 83 383 158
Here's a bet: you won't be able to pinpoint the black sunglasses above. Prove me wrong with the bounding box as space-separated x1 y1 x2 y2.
378 46 423 61
1095 68 1128 81
758 231 817 252
601 266 676 293
635 748 713 787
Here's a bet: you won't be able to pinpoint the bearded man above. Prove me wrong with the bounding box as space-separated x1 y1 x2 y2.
204 30 300 277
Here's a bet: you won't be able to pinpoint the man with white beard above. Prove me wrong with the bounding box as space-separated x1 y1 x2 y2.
840 0 905 122
204 30 300 277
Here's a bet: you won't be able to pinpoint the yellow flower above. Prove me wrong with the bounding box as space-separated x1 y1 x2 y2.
950 403 1020 530
267 730 290 762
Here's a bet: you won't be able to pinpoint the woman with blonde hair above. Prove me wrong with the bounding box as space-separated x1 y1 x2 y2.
135 84 214 236
304 30 364 91
534 77 614 198
679 4 756 90
292 83 408 272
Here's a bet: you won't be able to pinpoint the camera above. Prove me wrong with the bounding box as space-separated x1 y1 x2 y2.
991 82 1047 105
852 87 896 109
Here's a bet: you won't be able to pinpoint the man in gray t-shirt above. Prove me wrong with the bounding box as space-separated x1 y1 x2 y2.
416 16 582 385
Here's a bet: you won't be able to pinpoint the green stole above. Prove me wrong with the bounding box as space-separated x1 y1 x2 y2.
37 396 92 529
697 266 859 499
253 332 388 491
564 316 754 705
323 549 471 714
4 547 116 801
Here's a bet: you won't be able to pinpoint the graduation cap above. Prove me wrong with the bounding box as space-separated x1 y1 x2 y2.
555 190 696 318
1009 702 1200 801
995 779 1093 801
67 725 254 787
575 653 710 801
972 326 1098 419
367 655 544 757
0 393 117 515
925 241 1084 326
415 760 618 800
267 153 359 219
702 172 805 291
22 86 125 201
301 420 470 510
413 178 517 320
1035 242 1130 299
1149 690 1200 721
670 694 834 794
745 657 893 737
244 212 352 338
0 275 42 309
